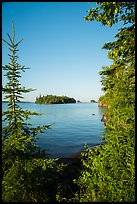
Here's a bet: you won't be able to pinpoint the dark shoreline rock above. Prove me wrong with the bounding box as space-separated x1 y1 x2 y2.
101 114 108 124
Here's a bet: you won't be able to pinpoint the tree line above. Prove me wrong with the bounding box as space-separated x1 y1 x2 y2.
2 2 135 202
73 2 135 202
35 94 76 104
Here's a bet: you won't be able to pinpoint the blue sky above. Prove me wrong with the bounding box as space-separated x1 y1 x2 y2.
2 2 123 102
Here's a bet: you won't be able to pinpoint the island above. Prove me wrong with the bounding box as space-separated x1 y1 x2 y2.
35 94 76 104
90 99 97 103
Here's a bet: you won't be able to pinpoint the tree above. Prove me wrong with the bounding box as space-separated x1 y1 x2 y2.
72 2 135 202
2 22 55 201
35 94 76 104
90 99 97 103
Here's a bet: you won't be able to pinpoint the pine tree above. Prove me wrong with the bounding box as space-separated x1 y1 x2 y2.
2 22 55 202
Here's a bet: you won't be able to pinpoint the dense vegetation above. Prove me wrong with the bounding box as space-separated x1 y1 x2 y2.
35 94 76 104
90 99 97 103
2 23 57 201
2 23 81 202
71 2 135 202
2 2 135 202
77 100 81 103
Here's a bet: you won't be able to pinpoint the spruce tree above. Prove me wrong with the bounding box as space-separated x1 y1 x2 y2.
2 22 55 202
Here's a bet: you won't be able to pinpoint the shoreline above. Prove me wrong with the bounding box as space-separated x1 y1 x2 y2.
66 142 105 159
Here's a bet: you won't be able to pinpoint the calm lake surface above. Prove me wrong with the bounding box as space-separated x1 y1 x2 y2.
2 102 105 158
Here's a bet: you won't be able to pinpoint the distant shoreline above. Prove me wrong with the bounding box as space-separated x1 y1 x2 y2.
2 101 98 104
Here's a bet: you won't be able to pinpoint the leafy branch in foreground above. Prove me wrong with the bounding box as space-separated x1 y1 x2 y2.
71 2 135 202
2 22 55 202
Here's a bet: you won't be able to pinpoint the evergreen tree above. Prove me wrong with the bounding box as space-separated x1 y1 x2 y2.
2 22 55 202
35 94 76 104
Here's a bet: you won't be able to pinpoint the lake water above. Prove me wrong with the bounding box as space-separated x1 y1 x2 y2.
2 102 105 158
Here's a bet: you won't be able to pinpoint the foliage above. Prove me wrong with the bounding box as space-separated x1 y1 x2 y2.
90 99 97 103
2 22 81 203
2 22 56 202
72 2 135 202
35 94 76 104
2 2 135 201
84 2 135 26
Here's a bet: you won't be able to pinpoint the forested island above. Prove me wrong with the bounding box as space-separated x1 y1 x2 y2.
35 94 76 104
2 2 135 202
90 99 97 103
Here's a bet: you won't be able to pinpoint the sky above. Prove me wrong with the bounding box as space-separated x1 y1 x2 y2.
2 2 123 102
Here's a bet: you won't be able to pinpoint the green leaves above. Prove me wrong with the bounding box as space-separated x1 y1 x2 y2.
73 2 135 202
2 22 55 202
2 38 13 48
84 2 135 27
35 94 76 104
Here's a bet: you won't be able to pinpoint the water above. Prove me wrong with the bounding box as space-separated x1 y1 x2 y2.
2 102 105 158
